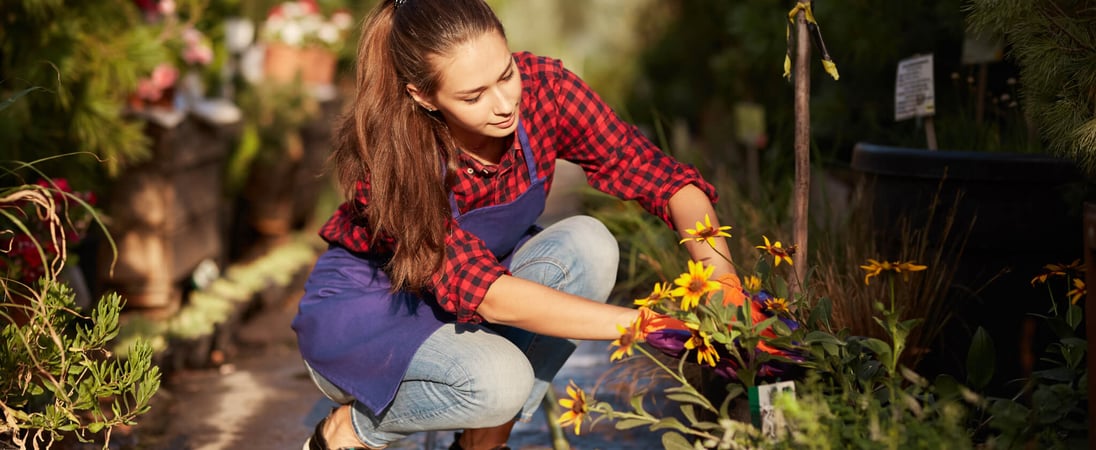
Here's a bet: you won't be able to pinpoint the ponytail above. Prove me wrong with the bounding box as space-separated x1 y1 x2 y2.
331 1 463 292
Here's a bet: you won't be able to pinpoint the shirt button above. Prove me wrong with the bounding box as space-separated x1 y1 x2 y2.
466 168 475 174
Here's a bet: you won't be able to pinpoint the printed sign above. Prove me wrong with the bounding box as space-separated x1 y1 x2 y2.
895 54 935 121
749 380 796 438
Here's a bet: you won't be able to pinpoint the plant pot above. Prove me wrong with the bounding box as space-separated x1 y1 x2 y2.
850 142 1084 391
263 42 336 86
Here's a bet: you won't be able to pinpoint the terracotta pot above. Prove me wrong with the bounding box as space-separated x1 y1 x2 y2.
263 42 336 86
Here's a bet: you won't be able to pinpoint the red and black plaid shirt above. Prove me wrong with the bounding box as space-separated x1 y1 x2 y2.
320 52 717 323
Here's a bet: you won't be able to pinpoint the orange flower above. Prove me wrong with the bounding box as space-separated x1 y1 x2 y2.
715 273 748 307
558 381 589 435
635 306 687 335
756 236 794 267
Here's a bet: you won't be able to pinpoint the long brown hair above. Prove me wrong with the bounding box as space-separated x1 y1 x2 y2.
331 0 506 292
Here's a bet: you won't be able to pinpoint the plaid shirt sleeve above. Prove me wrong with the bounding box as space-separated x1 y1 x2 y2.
534 56 717 226
319 181 503 324
428 219 505 324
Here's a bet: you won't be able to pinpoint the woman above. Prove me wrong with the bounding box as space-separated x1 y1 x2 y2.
292 0 735 448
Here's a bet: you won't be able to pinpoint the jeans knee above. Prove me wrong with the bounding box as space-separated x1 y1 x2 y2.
458 340 535 427
569 215 619 274
512 215 619 301
562 215 618 301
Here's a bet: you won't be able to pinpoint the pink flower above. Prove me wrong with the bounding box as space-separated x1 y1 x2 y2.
150 63 179 89
183 44 213 65
136 78 162 101
158 0 175 15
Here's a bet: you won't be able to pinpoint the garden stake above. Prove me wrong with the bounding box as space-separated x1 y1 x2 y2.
791 1 812 294
785 0 840 293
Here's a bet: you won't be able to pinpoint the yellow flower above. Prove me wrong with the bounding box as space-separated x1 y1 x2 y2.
684 326 720 367
756 235 794 267
633 281 672 308
860 259 927 285
763 296 791 315
670 260 721 310
860 258 893 285
1031 260 1086 286
742 275 762 294
679 214 732 247
893 260 928 281
1068 278 1086 305
558 381 589 435
609 323 639 362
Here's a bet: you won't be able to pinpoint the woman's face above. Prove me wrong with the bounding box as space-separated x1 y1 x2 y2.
410 30 522 147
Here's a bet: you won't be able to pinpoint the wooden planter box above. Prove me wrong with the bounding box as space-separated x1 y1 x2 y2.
98 117 238 312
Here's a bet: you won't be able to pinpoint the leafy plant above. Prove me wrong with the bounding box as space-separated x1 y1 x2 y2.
555 213 980 448
0 0 170 179
969 260 1088 449
0 169 160 450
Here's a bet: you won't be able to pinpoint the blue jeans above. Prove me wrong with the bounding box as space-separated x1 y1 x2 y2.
306 215 619 447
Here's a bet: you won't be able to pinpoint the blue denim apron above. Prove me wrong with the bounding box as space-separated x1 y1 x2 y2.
293 121 546 414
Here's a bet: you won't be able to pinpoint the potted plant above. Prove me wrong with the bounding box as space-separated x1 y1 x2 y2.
0 167 160 450
259 1 353 88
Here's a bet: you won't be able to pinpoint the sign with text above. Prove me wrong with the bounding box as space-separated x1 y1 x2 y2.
749 380 797 438
895 54 935 121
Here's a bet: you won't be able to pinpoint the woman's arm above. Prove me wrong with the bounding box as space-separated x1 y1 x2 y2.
668 184 736 278
477 275 639 340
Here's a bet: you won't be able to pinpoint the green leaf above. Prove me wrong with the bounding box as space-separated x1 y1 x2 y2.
680 404 698 424
613 418 652 430
966 327 995 389
87 421 105 433
661 431 694 450
1060 337 1086 349
629 394 648 416
667 392 710 407
1066 304 1083 330
804 330 844 346
1033 367 1075 382
860 338 892 361
807 297 833 328
933 373 961 401
651 417 688 432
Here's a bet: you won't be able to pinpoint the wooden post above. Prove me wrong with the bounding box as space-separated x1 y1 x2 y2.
1083 202 1096 437
792 1 812 291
